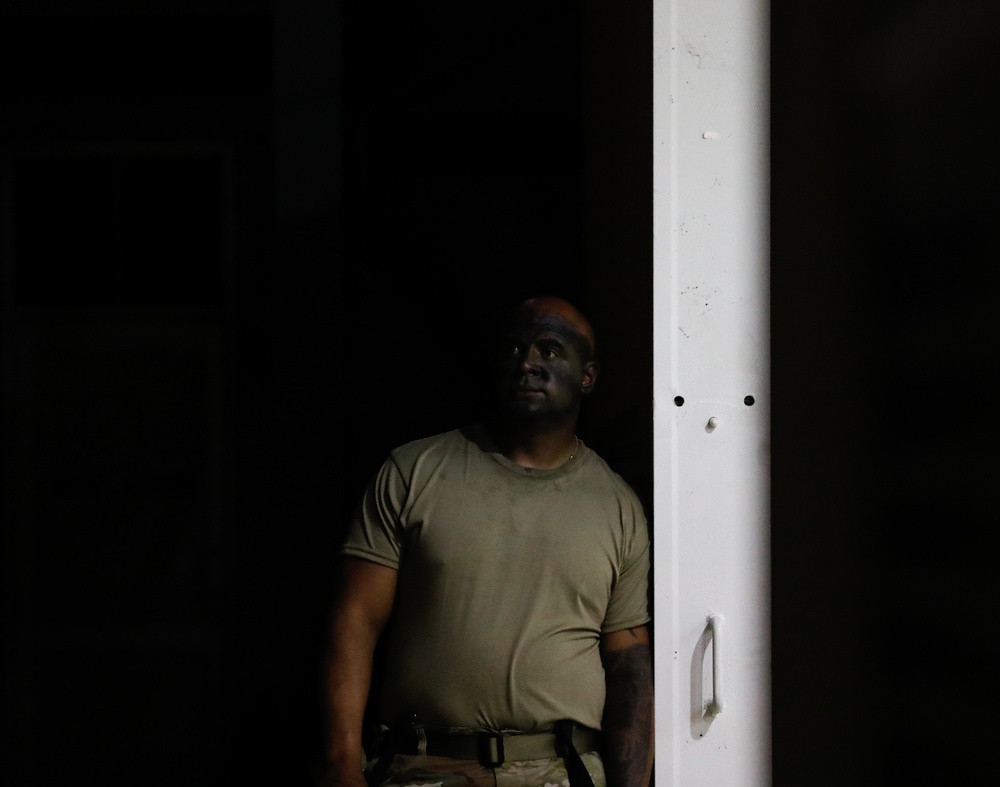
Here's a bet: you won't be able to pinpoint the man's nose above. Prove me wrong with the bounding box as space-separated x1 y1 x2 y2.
518 347 541 374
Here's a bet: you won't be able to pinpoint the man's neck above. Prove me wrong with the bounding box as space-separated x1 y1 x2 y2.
489 419 580 470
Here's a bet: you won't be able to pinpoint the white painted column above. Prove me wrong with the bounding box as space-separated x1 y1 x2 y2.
653 0 770 784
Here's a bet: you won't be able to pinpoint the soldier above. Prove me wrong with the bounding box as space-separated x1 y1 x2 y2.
322 296 653 787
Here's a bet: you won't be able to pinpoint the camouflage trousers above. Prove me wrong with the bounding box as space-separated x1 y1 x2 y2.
365 751 606 787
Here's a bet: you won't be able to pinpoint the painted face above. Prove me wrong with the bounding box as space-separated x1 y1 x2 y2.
494 307 597 424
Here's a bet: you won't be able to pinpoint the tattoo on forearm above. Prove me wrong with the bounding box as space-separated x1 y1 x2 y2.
602 643 654 787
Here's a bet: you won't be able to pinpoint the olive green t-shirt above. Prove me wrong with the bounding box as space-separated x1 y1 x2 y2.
340 424 651 732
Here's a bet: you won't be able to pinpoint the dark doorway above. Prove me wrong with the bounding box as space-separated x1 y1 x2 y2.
1 4 651 786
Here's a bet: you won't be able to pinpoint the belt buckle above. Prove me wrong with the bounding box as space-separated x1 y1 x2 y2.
478 731 505 767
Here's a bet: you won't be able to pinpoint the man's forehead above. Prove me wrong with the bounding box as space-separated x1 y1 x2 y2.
508 298 595 352
505 313 579 341
508 312 572 333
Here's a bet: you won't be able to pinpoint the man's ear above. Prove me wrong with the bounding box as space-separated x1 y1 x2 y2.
581 361 600 395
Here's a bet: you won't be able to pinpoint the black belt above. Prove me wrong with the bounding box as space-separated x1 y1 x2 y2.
396 724 601 766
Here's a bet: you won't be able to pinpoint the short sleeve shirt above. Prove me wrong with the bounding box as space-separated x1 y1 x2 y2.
340 424 651 732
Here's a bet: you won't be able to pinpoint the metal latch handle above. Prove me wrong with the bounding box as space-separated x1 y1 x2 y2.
706 614 725 717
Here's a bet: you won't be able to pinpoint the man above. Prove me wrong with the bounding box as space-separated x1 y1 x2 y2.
322 296 653 787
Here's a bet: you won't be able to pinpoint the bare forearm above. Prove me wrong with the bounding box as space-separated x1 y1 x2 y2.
601 642 654 787
324 616 378 769
322 559 398 786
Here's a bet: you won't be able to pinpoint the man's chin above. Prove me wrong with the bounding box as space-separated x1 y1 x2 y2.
498 401 547 420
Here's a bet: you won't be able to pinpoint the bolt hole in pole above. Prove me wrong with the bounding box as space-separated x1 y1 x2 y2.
674 395 684 406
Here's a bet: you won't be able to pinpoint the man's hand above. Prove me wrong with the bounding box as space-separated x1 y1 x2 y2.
317 760 369 787
600 625 654 787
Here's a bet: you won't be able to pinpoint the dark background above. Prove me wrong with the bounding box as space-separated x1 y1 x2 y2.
773 1 1000 782
2 1 998 785
0 2 652 785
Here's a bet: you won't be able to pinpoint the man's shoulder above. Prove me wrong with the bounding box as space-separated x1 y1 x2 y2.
579 443 633 485
579 445 647 509
388 424 481 464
